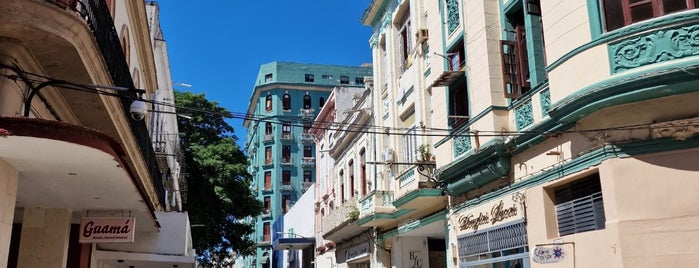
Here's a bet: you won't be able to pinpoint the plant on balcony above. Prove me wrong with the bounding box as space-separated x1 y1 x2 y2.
347 206 359 221
417 144 435 162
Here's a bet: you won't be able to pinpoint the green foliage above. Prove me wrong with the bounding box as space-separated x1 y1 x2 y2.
175 91 262 264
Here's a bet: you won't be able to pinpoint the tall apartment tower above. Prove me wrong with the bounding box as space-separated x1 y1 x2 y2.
242 62 372 267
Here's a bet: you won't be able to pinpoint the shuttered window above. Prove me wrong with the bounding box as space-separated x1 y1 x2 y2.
554 173 606 236
500 25 530 99
458 221 528 258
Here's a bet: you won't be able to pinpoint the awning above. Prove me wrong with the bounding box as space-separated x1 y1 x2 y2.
272 237 314 250
429 70 465 88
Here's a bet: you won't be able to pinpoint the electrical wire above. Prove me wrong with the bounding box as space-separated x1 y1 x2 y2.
2 65 697 141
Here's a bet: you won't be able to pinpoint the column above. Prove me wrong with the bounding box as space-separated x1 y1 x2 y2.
17 207 72 268
0 159 19 267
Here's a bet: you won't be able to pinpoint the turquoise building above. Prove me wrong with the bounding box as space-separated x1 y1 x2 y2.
241 62 372 267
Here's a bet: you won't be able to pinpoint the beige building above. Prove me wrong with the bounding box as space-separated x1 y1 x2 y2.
358 0 699 267
0 1 193 267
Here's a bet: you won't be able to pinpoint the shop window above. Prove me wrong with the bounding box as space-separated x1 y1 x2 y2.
303 145 312 157
340 76 350 84
603 0 698 31
397 7 412 73
283 91 291 111
282 145 291 164
319 97 325 107
303 92 312 109
264 171 272 189
282 170 291 185
265 93 272 112
448 77 469 130
553 173 606 236
305 74 314 82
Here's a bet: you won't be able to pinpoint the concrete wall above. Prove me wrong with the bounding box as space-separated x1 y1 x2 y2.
98 212 193 256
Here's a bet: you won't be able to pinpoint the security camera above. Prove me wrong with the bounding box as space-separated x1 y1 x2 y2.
129 100 147 121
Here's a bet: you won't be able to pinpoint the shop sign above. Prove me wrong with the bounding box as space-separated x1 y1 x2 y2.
532 245 565 263
407 251 424 268
455 193 524 233
79 217 135 243
346 243 369 262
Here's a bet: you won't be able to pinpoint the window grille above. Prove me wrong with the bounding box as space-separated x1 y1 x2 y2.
458 221 528 258
554 173 605 236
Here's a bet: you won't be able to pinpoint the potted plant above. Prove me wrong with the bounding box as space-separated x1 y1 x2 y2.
417 144 434 162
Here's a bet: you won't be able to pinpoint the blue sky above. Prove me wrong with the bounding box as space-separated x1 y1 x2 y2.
156 1 374 143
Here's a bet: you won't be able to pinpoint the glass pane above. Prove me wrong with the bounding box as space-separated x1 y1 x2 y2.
603 0 625 31
630 3 654 22
664 0 688 13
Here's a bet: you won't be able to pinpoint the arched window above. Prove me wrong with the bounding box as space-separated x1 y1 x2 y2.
303 92 311 109
360 148 367 195
265 92 272 112
132 68 140 88
120 26 130 66
349 160 355 197
282 91 291 111
339 169 345 202
319 97 325 107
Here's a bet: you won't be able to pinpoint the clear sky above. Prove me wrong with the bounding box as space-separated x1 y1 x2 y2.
156 0 374 143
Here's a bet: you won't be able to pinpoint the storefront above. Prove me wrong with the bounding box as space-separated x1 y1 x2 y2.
451 192 529 268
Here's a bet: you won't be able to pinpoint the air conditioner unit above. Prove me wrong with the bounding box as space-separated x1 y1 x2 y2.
416 29 429 43
383 147 395 163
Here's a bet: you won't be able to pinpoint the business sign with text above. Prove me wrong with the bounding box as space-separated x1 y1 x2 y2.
79 217 135 243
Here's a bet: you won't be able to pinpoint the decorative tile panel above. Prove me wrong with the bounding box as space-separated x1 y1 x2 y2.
515 100 534 130
610 24 699 73
453 132 471 157
540 89 551 117
446 0 460 34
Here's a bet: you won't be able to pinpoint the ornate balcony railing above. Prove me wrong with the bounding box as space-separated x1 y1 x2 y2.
263 134 274 143
394 166 436 201
301 157 315 167
302 133 314 142
321 196 358 235
359 190 395 219
281 133 293 141
280 183 294 192
80 0 165 208
300 108 315 119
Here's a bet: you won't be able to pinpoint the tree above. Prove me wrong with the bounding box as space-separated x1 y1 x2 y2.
175 91 262 265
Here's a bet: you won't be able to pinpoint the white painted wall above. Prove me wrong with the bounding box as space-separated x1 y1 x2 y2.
98 212 194 256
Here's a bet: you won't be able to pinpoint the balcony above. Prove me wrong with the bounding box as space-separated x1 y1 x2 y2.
321 197 366 241
263 159 273 168
393 166 444 211
357 190 395 227
280 183 294 192
300 108 315 119
301 133 314 143
257 234 271 247
261 209 272 219
281 159 293 167
263 134 274 144
301 157 315 167
302 182 313 192
281 133 293 141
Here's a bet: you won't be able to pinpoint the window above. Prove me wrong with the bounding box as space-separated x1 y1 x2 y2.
282 170 291 185
305 73 315 82
263 197 271 212
303 92 312 109
554 173 606 236
348 160 355 197
360 149 367 195
340 76 350 84
403 127 417 163
500 27 530 98
265 122 272 135
264 73 273 82
282 145 291 163
282 195 291 213
265 93 272 112
500 7 546 98
303 170 312 182
282 121 291 135
283 91 291 111
322 74 333 80
304 145 313 157
355 77 365 85
263 222 270 241
319 97 325 107
397 9 412 72
265 147 272 164
303 122 312 133
264 171 272 189
339 170 345 202
448 78 469 129
602 0 698 31
447 39 465 71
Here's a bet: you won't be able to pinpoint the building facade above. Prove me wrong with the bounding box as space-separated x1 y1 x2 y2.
424 0 699 268
242 62 372 267
0 0 194 267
